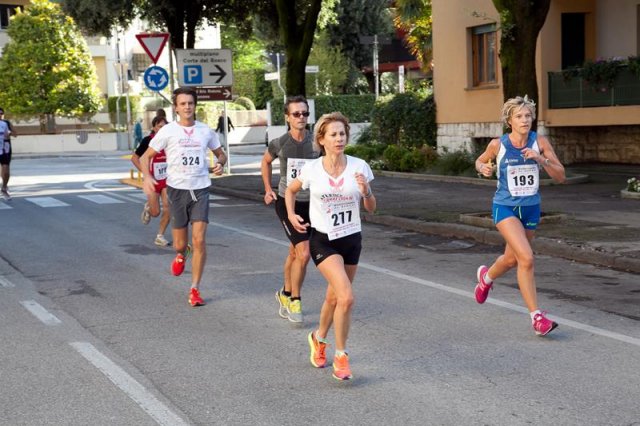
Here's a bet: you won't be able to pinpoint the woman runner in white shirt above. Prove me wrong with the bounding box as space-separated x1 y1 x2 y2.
285 112 376 381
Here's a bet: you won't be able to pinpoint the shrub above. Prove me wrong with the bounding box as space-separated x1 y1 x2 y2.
345 143 385 163
234 96 256 111
269 94 376 125
431 149 476 176
107 96 140 125
382 144 434 172
370 93 436 148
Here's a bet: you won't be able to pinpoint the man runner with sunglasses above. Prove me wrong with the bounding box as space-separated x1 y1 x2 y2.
261 96 318 323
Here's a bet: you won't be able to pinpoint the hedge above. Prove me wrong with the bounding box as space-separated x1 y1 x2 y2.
269 94 376 125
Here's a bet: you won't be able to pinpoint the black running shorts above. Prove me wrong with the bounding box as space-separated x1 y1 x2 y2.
309 229 362 266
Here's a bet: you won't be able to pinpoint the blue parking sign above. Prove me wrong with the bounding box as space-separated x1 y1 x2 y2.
184 65 203 84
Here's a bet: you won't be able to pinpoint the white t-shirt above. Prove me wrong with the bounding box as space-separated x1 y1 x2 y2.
150 121 221 190
298 155 374 239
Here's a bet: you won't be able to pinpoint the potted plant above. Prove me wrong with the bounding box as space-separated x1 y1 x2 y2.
621 177 640 199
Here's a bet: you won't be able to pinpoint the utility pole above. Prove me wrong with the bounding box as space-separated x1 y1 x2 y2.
358 35 390 99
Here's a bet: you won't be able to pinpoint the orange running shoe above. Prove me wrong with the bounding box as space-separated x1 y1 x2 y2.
332 353 352 381
307 331 327 368
188 288 205 307
171 245 191 276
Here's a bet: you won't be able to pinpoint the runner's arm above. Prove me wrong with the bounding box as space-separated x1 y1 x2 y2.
475 138 500 177
211 146 226 176
261 150 277 204
537 136 566 183
285 179 308 233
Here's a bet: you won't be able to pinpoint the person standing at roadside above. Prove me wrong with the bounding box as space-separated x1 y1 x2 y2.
286 112 376 381
474 95 565 336
140 87 227 307
261 96 317 323
131 115 170 246
0 108 15 200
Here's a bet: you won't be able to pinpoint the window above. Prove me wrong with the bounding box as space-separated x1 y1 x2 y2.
131 53 153 75
0 4 20 30
561 13 585 69
472 24 498 86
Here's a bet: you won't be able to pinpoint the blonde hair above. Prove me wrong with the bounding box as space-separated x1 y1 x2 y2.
313 112 351 155
501 95 536 127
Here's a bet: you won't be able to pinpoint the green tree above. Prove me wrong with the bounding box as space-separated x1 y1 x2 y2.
63 0 256 50
394 0 432 72
272 0 323 96
492 0 551 115
305 32 350 96
0 0 102 132
220 24 270 102
327 0 393 93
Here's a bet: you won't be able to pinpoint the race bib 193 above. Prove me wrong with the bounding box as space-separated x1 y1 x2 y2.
507 164 539 197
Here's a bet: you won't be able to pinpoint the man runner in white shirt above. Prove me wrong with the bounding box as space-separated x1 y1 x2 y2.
140 87 227 307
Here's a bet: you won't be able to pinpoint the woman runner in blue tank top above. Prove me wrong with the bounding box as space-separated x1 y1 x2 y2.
474 96 566 336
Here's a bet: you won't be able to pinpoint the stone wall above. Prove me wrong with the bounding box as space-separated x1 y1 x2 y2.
438 122 640 165
437 122 503 153
541 124 640 165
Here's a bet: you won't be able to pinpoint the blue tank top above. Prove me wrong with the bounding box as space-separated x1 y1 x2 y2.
493 131 541 207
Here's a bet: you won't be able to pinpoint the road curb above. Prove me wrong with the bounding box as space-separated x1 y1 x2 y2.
362 214 640 274
208 186 640 275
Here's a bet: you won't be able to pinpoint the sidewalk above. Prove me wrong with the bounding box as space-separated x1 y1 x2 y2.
211 161 640 274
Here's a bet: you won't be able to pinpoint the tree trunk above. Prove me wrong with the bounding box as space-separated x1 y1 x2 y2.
493 0 551 128
275 0 322 96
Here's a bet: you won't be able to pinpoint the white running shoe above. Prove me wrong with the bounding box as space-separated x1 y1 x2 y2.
154 234 169 246
141 202 151 225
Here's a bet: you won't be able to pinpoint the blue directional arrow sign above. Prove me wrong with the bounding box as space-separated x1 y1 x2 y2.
143 65 169 92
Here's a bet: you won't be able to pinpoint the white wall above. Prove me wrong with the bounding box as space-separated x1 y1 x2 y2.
13 133 118 154
12 123 371 154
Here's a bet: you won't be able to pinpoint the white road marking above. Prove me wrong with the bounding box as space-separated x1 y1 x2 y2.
210 221 640 348
25 197 70 207
0 275 15 287
0 202 12 209
19 300 62 325
70 342 189 426
209 203 255 208
78 194 126 204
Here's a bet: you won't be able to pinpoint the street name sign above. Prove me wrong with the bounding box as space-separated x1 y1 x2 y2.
264 71 279 81
176 49 233 87
195 86 233 101
136 33 169 63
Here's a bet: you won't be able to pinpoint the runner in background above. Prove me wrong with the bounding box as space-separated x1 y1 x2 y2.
131 116 170 246
261 95 317 323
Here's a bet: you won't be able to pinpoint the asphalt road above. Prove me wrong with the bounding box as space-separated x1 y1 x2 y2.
0 155 639 425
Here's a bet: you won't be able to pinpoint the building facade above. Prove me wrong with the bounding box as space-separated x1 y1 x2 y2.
432 0 640 164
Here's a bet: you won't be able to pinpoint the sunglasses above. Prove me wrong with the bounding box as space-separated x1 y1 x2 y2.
290 111 310 118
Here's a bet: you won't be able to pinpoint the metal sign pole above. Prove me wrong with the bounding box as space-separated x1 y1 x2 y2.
168 36 175 120
223 101 231 174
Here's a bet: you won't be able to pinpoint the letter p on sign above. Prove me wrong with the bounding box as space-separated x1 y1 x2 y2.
185 65 202 84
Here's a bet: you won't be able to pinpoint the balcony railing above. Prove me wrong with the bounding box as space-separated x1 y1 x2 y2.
548 67 640 108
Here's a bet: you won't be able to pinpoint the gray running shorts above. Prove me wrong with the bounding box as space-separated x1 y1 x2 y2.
167 186 210 228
